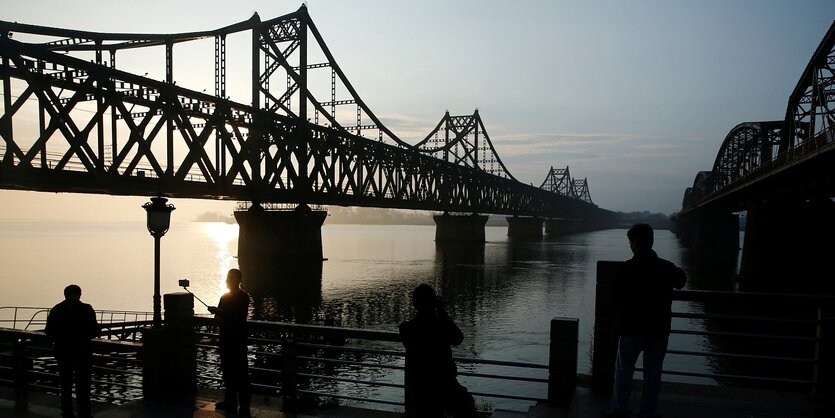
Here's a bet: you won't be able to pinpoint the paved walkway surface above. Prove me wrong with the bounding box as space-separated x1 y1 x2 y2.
0 383 830 417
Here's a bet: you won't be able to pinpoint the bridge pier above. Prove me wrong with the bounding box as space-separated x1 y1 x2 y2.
506 216 543 239
234 204 327 287
672 211 739 250
433 213 488 243
739 199 835 293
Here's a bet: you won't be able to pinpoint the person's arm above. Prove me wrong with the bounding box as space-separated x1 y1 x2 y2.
437 301 464 346
670 263 687 290
86 305 100 339
45 308 56 338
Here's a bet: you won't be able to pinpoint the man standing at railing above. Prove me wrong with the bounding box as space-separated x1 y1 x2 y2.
45 284 100 418
208 268 252 417
400 283 477 418
605 224 687 418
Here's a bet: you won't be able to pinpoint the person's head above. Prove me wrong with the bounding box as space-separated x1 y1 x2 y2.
412 283 437 313
627 223 654 252
64 284 82 301
226 268 243 291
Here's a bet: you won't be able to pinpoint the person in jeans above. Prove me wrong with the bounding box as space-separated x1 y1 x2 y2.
46 284 100 418
606 224 686 418
209 269 252 417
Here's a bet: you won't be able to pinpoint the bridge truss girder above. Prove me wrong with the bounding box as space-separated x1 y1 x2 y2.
681 20 835 213
0 35 593 218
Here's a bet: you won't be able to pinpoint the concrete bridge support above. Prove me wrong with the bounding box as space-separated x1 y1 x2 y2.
507 216 543 239
740 199 835 293
433 213 488 243
673 211 739 250
234 204 327 287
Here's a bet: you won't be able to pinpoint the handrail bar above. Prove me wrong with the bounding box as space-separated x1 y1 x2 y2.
672 289 835 303
666 349 815 364
658 369 814 385
670 329 817 341
671 312 820 325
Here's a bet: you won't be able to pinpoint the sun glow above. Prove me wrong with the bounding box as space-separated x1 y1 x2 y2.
200 222 238 294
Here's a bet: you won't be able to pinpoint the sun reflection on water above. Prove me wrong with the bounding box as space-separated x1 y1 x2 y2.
200 222 238 294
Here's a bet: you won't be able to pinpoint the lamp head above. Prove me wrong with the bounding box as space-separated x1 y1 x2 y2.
143 196 175 237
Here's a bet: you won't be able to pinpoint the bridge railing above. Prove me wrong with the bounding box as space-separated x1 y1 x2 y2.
593 261 834 398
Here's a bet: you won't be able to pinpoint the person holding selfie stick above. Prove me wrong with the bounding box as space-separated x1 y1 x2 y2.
208 269 252 417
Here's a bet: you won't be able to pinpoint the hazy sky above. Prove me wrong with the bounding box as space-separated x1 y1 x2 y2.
2 0 834 221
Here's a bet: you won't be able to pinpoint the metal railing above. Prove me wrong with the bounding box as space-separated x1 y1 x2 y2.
592 261 835 397
0 328 144 405
0 307 153 341
190 317 559 411
662 290 831 391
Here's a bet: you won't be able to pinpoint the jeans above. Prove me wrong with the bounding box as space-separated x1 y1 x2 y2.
610 335 669 418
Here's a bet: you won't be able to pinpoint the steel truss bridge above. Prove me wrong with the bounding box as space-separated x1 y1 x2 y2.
680 20 835 214
0 5 603 218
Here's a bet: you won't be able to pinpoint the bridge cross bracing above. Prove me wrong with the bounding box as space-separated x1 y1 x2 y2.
0 5 601 218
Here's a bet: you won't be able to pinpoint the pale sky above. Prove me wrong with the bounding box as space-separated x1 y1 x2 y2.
1 0 834 221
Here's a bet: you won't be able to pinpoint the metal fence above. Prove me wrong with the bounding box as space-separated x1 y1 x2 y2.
592 261 835 397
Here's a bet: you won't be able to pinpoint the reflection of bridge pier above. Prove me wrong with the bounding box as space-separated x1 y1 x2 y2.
433 213 488 242
740 199 835 293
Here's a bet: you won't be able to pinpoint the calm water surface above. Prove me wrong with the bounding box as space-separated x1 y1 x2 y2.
0 221 739 410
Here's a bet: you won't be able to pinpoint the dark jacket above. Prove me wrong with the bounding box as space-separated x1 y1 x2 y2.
45 299 100 354
399 310 464 382
216 288 250 344
613 249 687 336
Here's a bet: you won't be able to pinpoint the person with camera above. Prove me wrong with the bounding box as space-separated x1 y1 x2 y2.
399 283 477 418
208 269 252 417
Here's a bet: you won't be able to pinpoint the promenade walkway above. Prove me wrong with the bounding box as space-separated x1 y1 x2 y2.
1 380 826 418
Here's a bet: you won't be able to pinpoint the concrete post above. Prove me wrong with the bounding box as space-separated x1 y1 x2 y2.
548 317 578 404
142 292 195 404
592 261 622 394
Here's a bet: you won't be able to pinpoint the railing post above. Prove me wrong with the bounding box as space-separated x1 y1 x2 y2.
813 307 834 401
548 317 578 404
281 338 298 411
592 261 622 394
13 338 30 410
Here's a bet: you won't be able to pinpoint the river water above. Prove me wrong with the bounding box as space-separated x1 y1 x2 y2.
0 220 742 410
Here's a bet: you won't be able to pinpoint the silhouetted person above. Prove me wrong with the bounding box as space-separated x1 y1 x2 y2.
45 284 100 418
399 284 476 418
605 224 686 418
208 269 252 417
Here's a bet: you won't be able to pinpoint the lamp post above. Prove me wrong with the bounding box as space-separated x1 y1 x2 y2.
143 196 175 328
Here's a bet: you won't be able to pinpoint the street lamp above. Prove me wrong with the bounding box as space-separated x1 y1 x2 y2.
142 196 175 328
